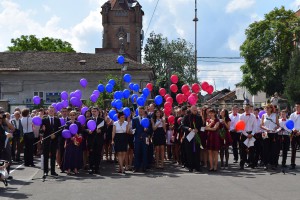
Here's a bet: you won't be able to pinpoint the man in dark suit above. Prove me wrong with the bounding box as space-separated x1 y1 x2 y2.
11 111 23 162
41 106 61 177
181 106 203 172
87 107 106 174
132 106 150 172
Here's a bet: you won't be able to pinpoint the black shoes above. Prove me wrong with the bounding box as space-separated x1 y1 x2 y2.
51 172 58 176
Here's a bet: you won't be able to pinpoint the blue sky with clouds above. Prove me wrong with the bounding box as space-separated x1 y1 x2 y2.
0 0 299 91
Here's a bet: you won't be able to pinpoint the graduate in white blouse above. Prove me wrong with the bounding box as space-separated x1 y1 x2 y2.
229 105 240 163
289 102 300 169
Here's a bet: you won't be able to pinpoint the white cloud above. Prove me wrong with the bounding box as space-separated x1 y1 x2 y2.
43 5 51 12
226 0 255 13
291 0 300 9
0 0 103 52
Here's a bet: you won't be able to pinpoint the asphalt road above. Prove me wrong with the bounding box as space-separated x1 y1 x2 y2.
1 151 300 200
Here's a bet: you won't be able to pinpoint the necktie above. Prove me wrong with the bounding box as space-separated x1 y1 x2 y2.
233 114 237 116
297 113 300 115
282 119 286 121
50 117 53 126
246 114 250 116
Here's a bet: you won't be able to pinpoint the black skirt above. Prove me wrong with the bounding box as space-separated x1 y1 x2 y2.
114 133 128 153
153 127 166 146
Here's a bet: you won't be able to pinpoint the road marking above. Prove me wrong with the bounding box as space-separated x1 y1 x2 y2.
9 163 24 174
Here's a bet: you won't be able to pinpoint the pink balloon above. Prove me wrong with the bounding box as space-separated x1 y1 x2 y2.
188 95 197 105
170 75 178 84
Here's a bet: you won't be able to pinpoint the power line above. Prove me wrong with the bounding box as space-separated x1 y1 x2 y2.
143 0 160 45
198 60 245 63
198 56 244 59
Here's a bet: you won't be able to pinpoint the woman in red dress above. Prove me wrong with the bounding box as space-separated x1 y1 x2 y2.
219 109 232 169
205 109 220 171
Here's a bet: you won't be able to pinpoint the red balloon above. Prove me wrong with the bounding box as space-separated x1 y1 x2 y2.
192 83 201 93
164 94 171 100
177 117 182 124
170 75 178 84
146 83 153 91
235 120 246 131
166 97 173 104
182 94 188 102
176 94 184 104
184 90 192 97
168 115 175 124
191 93 198 101
159 88 167 96
164 102 172 111
188 94 197 105
207 85 214 94
181 84 190 94
201 82 209 91
170 84 178 93
164 109 171 117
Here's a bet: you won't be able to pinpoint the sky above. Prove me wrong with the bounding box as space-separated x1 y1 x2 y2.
0 0 300 92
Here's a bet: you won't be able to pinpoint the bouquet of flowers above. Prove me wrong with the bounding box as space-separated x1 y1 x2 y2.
219 127 226 139
74 135 83 146
193 122 203 149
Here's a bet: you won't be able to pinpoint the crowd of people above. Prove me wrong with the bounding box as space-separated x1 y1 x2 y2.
1 101 300 181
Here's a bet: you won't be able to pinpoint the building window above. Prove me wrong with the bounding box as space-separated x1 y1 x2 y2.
46 92 61 103
33 91 44 99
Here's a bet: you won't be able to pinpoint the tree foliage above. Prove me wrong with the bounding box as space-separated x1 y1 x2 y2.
240 7 300 96
284 49 300 105
7 35 75 52
144 32 196 91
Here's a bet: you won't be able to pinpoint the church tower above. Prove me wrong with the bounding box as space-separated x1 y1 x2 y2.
101 0 144 62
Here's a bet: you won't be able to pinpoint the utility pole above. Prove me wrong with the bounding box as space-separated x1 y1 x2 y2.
193 0 198 82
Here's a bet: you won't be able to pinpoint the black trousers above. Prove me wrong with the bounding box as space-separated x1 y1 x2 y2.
58 136 65 168
278 135 290 166
291 135 300 166
230 131 240 161
11 136 21 161
262 133 279 166
183 138 200 171
89 141 103 172
180 141 186 166
24 132 34 166
254 133 263 166
240 135 254 167
43 138 57 174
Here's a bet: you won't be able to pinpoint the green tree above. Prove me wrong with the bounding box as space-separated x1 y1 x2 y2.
7 35 75 52
144 32 196 92
240 7 300 96
284 49 300 105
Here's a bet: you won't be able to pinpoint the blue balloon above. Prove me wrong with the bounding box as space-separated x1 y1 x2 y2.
131 94 138 103
111 99 116 108
129 83 134 90
114 91 123 99
142 88 150 97
141 118 150 128
140 94 147 101
117 55 125 64
133 84 139 92
98 84 105 92
108 79 116 87
115 99 123 110
113 113 119 122
286 120 294 130
123 89 130 99
154 95 163 105
137 97 145 106
123 74 131 83
135 108 139 117
106 83 113 93
123 107 131 118
109 110 117 119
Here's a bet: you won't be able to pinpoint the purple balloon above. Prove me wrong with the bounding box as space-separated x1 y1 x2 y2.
90 94 98 103
32 116 42 126
56 102 63 111
33 96 41 105
69 124 78 135
92 90 100 98
80 78 88 88
51 103 57 111
74 90 82 99
70 92 76 99
62 130 71 139
60 118 66 126
61 91 68 100
87 120 96 131
62 100 69 108
78 115 86 125
259 110 266 118
70 97 81 107
81 106 89 115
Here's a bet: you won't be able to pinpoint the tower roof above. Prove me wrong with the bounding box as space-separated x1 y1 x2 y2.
109 0 140 10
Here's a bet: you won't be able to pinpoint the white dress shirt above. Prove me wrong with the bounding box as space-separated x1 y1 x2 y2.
239 113 257 136
262 113 277 131
229 113 240 131
289 112 300 131
278 118 290 135
21 116 33 133
254 116 262 133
